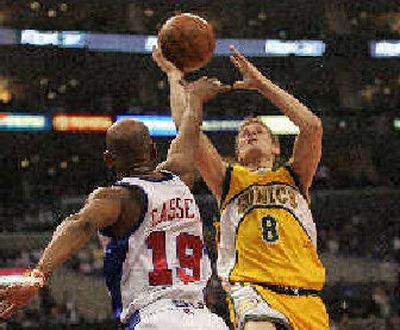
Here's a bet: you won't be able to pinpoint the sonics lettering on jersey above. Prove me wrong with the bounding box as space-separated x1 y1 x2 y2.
151 197 195 227
237 184 298 215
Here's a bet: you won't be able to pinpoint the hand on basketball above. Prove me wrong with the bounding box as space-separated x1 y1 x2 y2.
229 45 267 91
152 46 183 81
182 76 231 104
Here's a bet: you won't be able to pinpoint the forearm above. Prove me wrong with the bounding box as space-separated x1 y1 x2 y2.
169 75 186 128
36 215 96 278
257 77 321 131
196 132 219 167
177 94 202 152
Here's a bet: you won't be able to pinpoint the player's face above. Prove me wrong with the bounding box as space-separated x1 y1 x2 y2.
237 123 273 163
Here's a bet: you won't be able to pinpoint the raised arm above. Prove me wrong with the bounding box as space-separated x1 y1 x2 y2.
0 187 122 319
153 48 230 201
230 46 322 195
193 98 229 202
156 89 203 188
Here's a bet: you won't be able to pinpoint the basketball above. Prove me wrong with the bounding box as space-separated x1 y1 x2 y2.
158 13 215 73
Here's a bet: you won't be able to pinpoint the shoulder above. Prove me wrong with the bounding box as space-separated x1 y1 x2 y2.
225 164 251 180
230 164 249 174
87 186 130 203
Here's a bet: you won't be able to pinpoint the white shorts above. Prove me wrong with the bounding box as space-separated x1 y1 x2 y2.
123 299 228 330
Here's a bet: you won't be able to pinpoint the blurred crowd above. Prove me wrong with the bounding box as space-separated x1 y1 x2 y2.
1 0 399 328
2 245 400 329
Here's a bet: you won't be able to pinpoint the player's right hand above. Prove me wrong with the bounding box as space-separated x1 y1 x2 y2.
152 46 183 81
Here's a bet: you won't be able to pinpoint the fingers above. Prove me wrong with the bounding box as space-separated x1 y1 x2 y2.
208 78 231 91
151 45 163 65
232 80 248 90
229 45 249 65
186 77 231 92
229 45 247 63
229 55 242 72
229 44 238 54
233 81 258 90
0 301 17 319
0 288 7 299
152 46 182 77
220 84 232 93
1 284 38 304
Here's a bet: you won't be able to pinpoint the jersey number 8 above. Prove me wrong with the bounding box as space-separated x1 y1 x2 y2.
262 216 279 243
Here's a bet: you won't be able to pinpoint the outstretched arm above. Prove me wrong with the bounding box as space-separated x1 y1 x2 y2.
153 48 230 201
36 187 122 277
0 187 122 319
230 46 322 195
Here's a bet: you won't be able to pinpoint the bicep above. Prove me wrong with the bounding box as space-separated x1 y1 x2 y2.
290 125 322 194
79 188 122 230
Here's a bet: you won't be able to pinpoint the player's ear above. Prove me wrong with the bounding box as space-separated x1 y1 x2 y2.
103 150 113 169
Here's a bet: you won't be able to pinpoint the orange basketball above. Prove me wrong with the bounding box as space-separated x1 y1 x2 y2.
158 13 215 73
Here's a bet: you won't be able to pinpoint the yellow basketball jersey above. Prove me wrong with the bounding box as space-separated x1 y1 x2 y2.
218 164 325 290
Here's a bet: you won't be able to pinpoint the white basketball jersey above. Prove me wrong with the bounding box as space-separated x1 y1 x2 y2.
99 172 211 325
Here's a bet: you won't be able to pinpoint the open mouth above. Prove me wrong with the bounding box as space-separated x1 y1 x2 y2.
247 138 257 144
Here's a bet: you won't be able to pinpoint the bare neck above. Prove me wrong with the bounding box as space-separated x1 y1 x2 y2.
241 156 274 171
116 161 158 179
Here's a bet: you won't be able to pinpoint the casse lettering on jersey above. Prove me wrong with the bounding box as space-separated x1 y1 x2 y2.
237 185 298 215
151 197 195 227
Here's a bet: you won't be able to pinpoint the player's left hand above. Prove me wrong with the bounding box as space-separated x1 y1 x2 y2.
229 45 267 91
0 270 45 319
182 76 231 104
0 283 40 319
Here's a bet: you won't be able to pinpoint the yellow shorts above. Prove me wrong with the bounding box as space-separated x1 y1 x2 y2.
227 283 330 330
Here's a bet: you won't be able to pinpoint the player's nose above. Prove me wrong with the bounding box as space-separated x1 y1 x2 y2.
248 130 258 138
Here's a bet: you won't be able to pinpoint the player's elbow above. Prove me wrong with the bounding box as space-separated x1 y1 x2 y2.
312 117 323 134
74 218 97 237
304 116 323 137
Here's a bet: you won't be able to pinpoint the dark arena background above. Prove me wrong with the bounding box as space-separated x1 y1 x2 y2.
0 1 399 329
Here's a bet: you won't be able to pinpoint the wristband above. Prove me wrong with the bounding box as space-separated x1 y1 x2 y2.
31 269 46 287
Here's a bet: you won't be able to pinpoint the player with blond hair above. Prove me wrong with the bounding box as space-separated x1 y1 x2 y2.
153 45 329 330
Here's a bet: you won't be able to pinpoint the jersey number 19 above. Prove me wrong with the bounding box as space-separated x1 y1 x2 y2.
147 231 203 286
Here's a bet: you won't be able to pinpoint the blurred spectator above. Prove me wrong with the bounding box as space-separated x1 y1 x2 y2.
371 285 391 318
